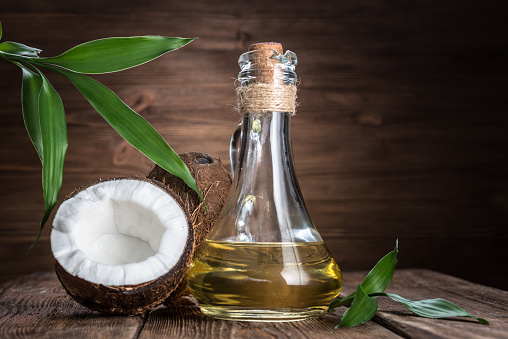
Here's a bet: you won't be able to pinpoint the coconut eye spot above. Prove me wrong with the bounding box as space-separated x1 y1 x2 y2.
196 155 213 164
74 199 165 265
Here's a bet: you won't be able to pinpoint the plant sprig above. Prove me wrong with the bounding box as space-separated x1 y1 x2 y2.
330 240 489 328
0 22 204 250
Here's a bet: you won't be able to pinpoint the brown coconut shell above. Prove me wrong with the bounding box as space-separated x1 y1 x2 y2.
146 152 232 304
52 177 194 315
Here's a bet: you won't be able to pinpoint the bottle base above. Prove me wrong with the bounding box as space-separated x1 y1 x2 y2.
199 305 328 322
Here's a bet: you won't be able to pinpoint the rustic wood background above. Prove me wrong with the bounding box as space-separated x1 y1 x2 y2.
0 1 506 290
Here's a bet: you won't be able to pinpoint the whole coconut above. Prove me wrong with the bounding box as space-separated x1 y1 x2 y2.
147 152 232 303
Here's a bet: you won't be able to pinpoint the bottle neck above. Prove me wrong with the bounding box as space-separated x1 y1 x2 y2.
236 48 298 116
237 111 293 175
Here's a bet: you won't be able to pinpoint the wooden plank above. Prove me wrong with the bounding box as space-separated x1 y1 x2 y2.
0 272 143 339
340 270 508 339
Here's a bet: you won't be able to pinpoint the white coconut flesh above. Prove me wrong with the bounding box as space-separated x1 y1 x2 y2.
51 179 189 286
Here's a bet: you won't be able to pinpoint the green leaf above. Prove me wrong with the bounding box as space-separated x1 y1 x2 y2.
383 293 489 325
331 240 488 328
48 66 202 201
331 240 399 310
21 66 44 161
38 36 194 74
337 284 378 328
28 67 68 252
361 239 398 294
0 41 41 57
0 21 3 40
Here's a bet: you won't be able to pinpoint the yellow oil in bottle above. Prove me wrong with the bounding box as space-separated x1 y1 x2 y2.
187 240 342 321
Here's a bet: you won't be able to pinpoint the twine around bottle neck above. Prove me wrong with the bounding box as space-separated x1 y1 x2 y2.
236 83 297 115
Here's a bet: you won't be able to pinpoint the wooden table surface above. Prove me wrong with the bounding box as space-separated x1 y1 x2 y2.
1 269 506 339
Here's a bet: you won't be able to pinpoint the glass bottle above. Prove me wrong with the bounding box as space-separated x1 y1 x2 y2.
187 42 342 321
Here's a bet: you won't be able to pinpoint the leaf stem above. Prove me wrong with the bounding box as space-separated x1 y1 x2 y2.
330 295 355 309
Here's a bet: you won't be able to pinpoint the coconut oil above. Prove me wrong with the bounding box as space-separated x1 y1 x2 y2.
187 240 342 321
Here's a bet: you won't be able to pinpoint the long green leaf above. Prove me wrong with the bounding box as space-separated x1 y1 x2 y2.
47 66 202 200
38 36 194 74
21 66 44 161
337 284 378 328
360 239 398 294
29 67 68 252
0 21 3 40
0 41 41 57
383 293 489 325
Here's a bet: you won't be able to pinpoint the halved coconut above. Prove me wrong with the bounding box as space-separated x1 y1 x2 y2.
51 177 194 315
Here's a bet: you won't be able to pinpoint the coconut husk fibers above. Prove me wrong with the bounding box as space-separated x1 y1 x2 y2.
53 177 194 315
146 152 232 304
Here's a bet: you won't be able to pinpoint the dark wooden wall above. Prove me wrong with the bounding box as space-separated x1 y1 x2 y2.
1 1 507 290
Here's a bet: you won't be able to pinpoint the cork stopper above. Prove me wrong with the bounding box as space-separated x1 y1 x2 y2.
246 42 284 84
248 42 283 54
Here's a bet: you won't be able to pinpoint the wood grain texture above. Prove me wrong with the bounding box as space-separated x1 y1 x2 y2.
0 0 507 290
0 272 143 339
1 270 504 338
140 305 399 339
